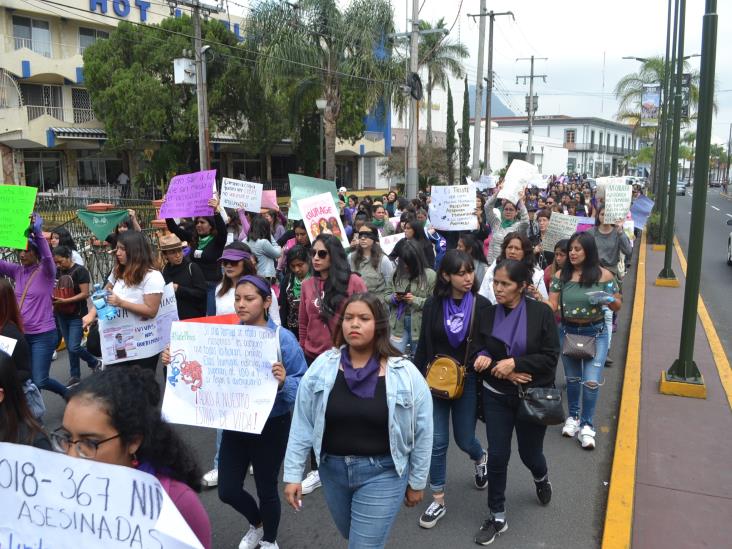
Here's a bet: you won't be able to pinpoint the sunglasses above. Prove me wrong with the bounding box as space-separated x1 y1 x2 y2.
309 249 329 259
358 231 376 239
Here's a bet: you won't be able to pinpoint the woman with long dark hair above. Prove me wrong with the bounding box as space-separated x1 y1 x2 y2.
54 366 211 548
278 245 311 340
348 222 394 304
548 232 621 450
277 220 310 273
458 233 489 287
160 234 207 320
0 352 49 449
284 293 433 548
413 250 490 530
104 209 142 250
0 279 31 381
484 186 529 264
50 226 84 266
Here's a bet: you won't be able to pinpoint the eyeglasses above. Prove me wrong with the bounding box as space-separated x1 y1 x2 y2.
309 249 329 259
50 429 122 459
358 231 376 239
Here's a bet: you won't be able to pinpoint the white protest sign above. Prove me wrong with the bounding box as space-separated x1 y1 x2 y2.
297 192 349 248
528 174 550 189
162 322 279 434
389 216 401 229
0 335 17 356
542 214 583 252
428 183 479 231
498 159 538 204
379 232 406 256
477 175 496 191
99 284 179 365
220 178 263 212
603 183 632 223
0 441 204 549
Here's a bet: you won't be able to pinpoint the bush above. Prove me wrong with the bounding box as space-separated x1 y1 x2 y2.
645 211 663 243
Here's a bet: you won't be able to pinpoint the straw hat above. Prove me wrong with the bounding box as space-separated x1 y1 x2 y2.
159 233 186 252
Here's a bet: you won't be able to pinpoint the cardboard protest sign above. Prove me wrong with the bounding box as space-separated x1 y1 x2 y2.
498 160 538 204
603 184 632 223
0 441 204 549
543 214 583 251
161 322 279 434
297 192 349 248
0 185 37 249
287 174 338 220
261 190 279 210
428 183 479 231
159 170 216 218
77 209 129 241
630 195 655 229
220 178 263 212
379 232 406 256
99 284 179 365
575 216 596 233
0 335 17 356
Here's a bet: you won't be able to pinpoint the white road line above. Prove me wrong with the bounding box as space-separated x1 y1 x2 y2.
726 213 732 218
711 206 720 211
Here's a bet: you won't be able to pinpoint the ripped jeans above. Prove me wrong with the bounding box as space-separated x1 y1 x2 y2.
560 321 608 428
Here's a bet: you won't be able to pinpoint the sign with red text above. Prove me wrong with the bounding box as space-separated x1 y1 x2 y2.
220 178 263 212
296 192 349 248
161 322 279 435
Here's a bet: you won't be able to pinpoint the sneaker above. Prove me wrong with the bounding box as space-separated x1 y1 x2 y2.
579 425 596 450
259 542 279 549
238 525 263 549
474 516 508 545
65 377 81 389
562 417 580 438
604 357 614 367
474 450 488 489
419 500 446 529
535 479 552 505
52 351 58 361
301 470 321 495
201 468 218 487
249 464 254 476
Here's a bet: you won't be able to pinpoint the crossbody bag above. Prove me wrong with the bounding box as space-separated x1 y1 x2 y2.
560 285 596 361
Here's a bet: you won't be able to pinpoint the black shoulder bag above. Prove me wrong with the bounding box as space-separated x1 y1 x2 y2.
560 285 596 361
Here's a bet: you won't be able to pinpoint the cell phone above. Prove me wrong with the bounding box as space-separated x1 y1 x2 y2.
395 291 406 296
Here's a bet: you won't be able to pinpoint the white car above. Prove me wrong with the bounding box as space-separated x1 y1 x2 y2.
728 219 732 265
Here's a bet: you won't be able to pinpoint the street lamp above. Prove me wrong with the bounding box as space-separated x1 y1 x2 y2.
316 98 327 178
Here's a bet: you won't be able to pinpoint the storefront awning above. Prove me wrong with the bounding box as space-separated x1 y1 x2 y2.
48 127 107 140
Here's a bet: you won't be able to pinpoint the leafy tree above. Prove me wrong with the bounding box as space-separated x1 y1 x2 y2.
460 77 471 182
381 144 448 188
446 82 456 184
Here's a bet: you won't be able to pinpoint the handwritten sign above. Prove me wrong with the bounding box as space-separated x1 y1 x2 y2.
428 183 478 231
603 183 632 223
498 160 538 205
0 441 204 549
477 175 496 191
161 322 279 434
528 174 550 189
630 195 655 229
288 174 339 220
99 284 179 365
160 170 216 218
297 192 349 248
379 232 406 256
261 190 279 210
0 335 17 356
0 185 37 249
543 214 583 251
220 178 263 212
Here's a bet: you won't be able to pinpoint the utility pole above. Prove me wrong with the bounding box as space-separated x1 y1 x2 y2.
516 56 547 164
468 1 487 180
726 122 731 186
406 0 420 199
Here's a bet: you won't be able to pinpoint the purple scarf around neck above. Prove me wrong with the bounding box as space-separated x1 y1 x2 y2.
492 297 528 358
443 291 474 348
340 346 381 399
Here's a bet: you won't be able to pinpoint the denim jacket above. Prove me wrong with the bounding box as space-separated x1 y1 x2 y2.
266 318 308 418
283 348 433 490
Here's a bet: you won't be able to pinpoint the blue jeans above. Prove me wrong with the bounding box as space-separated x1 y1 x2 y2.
57 315 99 378
429 371 483 492
390 315 415 358
213 428 223 469
25 330 67 398
206 281 218 316
319 454 408 548
560 322 609 427
604 306 613 350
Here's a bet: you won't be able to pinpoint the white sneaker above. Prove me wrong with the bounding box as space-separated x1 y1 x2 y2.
52 351 58 361
238 525 263 549
562 416 580 438
259 542 279 549
579 425 596 450
201 468 218 487
301 470 321 495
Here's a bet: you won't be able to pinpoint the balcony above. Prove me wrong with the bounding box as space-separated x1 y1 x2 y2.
13 36 51 58
1 35 83 83
26 105 97 124
0 104 103 148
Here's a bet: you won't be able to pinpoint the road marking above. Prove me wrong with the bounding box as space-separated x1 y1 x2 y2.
726 213 732 218
711 206 720 211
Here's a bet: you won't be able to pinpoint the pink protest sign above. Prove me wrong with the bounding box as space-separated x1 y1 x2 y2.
159 170 216 218
261 190 279 210
296 192 349 248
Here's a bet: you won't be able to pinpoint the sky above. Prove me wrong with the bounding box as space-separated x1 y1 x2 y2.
387 0 732 145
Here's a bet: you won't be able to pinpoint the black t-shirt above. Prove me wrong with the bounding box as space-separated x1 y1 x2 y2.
322 370 390 457
1 322 31 382
57 264 91 317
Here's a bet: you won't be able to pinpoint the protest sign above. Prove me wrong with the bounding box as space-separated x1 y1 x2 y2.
379 232 406 256
477 175 496 192
429 183 479 231
0 335 17 356
161 322 279 434
389 216 401 230
99 284 179 365
630 195 655 229
528 174 550 189
543 214 583 251
220 178 263 212
159 170 216 218
77 209 129 241
297 192 349 248
288 174 338 220
603 183 632 223
0 441 204 549
261 190 279 210
0 185 37 249
498 160 538 204
576 216 596 233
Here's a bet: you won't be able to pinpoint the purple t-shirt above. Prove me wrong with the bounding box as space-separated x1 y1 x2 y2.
0 233 56 335
157 475 212 549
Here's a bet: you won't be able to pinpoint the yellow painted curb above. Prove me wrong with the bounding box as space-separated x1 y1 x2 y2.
672 237 732 410
601 232 646 549
653 277 681 288
659 371 707 399
651 244 666 251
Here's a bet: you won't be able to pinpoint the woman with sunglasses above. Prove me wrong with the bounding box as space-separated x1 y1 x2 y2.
53 366 211 548
484 185 529 265
348 223 394 305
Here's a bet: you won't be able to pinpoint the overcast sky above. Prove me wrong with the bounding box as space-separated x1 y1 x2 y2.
385 0 731 144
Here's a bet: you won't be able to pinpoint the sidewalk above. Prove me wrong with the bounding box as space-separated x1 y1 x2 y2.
602 235 732 548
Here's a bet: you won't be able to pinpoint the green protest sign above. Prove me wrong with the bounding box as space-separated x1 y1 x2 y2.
77 209 130 241
0 185 37 249
287 174 339 220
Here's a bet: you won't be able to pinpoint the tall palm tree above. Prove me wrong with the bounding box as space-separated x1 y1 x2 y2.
248 0 397 180
418 19 469 145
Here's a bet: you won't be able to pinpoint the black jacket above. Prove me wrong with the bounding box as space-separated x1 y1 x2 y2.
166 215 227 282
162 258 207 320
479 299 560 394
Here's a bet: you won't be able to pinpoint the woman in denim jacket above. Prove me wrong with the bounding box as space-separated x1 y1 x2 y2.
284 293 433 549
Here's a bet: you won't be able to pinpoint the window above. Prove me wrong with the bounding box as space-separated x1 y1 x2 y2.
71 88 95 123
20 83 63 121
564 129 576 144
599 132 603 150
614 135 618 150
606 133 611 148
79 27 109 54
590 130 595 146
76 151 121 188
12 16 51 57
621 136 626 150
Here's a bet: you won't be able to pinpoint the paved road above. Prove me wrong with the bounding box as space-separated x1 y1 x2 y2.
40 253 640 549
673 187 732 363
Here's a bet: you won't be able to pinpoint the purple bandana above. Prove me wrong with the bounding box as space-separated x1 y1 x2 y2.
443 291 474 348
236 275 271 297
492 297 527 358
340 347 381 399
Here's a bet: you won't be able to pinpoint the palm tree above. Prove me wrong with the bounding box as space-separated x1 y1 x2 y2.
418 19 469 145
247 0 397 181
682 131 696 183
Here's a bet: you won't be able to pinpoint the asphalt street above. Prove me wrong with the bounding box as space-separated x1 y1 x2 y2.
673 187 732 364
39 250 641 549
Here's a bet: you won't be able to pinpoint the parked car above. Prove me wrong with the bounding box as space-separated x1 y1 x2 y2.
727 219 732 266
676 181 687 196
710 179 721 188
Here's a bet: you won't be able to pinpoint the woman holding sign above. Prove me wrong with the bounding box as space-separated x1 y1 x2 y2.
484 186 529 265
348 223 394 305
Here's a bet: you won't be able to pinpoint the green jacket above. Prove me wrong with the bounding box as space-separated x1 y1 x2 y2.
348 253 394 305
389 269 436 341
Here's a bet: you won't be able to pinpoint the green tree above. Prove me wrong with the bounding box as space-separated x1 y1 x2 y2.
418 18 468 145
682 131 696 183
460 77 471 182
381 144 448 188
446 82 456 184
